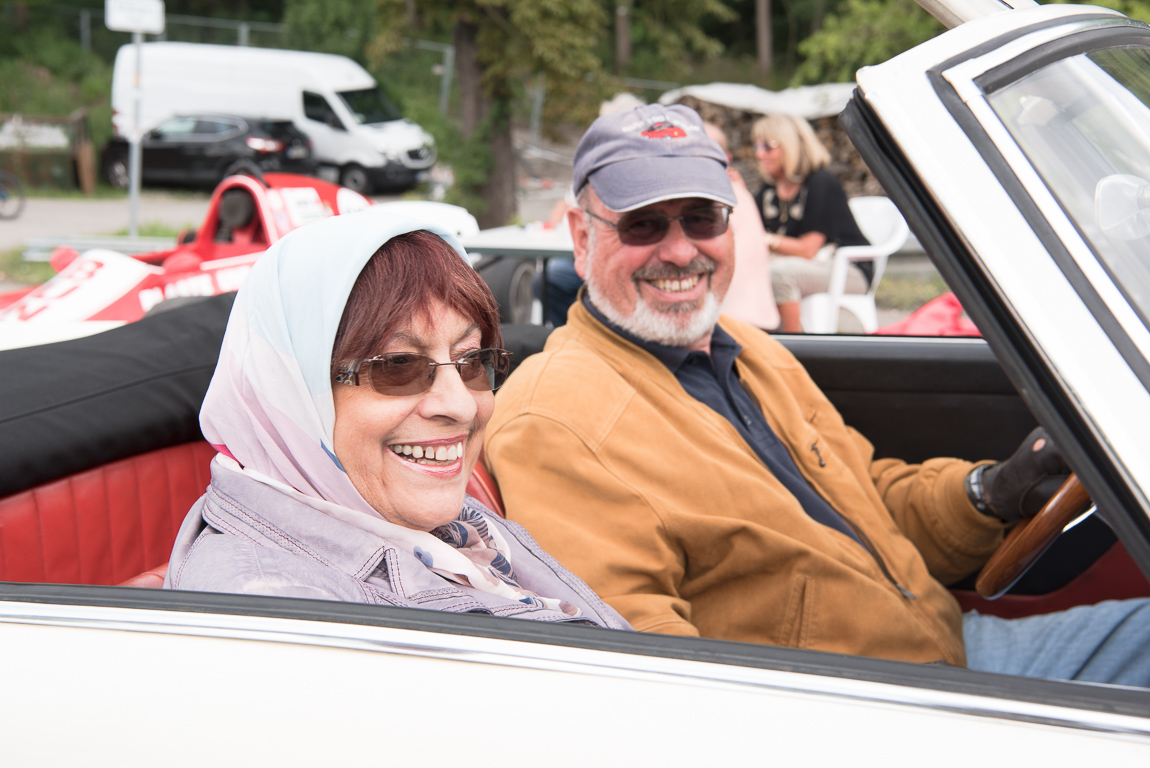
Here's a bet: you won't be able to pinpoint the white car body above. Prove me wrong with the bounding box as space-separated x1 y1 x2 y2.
5 3 1150 763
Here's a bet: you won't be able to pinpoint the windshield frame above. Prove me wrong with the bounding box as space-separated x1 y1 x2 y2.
847 12 1150 579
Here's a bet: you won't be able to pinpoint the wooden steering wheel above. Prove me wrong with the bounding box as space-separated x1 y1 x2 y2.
975 474 1093 599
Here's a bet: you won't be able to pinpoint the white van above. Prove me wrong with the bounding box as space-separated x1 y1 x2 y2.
111 42 436 194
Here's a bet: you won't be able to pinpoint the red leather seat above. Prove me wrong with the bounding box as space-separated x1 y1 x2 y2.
466 452 505 518
1 439 507 589
0 441 216 586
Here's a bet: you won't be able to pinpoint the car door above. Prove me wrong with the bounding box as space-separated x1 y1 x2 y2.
192 117 246 184
144 116 198 183
845 7 1150 577
302 90 358 173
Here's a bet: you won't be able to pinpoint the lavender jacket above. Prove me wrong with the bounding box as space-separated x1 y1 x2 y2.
164 462 630 629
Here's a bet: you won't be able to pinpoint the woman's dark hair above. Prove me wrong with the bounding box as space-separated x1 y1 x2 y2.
331 230 502 376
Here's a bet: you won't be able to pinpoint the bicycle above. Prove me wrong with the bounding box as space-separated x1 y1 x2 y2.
0 169 26 219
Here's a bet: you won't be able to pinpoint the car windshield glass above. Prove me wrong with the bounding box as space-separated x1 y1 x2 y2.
155 117 197 137
336 87 401 125
987 46 1150 327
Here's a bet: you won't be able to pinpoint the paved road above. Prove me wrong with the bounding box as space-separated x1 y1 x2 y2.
0 192 216 254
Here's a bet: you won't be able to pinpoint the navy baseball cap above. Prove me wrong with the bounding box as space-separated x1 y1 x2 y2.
572 104 735 212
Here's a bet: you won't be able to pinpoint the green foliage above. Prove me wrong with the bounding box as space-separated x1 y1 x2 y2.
364 0 736 222
0 30 115 152
1052 0 1150 23
282 0 376 64
398 91 494 214
791 0 943 84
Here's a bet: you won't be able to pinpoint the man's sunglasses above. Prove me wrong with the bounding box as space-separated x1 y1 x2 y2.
583 205 731 246
335 348 512 397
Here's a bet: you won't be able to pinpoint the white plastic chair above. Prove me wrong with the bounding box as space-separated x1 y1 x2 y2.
799 196 910 334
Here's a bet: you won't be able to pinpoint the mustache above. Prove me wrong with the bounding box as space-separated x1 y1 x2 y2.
633 258 717 282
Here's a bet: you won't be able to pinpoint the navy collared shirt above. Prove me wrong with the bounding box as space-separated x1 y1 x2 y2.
583 296 862 545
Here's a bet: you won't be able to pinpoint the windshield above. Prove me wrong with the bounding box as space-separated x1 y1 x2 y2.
987 46 1150 326
336 87 402 125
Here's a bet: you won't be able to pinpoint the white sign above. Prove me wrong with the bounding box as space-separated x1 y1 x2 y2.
105 0 166 34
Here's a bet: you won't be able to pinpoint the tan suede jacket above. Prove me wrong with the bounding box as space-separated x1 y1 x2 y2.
485 301 1007 666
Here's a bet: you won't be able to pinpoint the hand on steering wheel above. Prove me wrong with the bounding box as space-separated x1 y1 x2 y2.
979 427 1070 522
975 474 1093 599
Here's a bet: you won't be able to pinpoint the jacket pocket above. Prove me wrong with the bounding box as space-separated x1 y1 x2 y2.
777 574 815 648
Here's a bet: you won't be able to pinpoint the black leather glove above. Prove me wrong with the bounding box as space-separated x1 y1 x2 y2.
976 427 1071 522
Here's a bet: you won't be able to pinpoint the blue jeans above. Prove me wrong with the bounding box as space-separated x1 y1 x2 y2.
963 598 1150 687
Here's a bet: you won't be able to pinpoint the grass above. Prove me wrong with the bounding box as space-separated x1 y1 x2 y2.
0 246 55 285
875 272 950 312
0 220 188 288
110 221 187 238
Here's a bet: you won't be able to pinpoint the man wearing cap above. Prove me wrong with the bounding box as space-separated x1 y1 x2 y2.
484 105 1150 685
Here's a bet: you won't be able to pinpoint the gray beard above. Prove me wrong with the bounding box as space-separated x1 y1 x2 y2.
586 279 721 348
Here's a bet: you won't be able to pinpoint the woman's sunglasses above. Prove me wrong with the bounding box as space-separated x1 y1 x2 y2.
583 205 731 247
335 348 512 397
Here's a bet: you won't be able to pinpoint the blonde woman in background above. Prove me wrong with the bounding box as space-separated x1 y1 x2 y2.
753 114 869 333
704 122 780 331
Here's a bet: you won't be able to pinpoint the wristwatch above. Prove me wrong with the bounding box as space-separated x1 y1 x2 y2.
965 463 995 516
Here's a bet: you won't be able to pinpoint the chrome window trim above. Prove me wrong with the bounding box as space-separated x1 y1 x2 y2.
4 599 1150 739
942 19 1150 367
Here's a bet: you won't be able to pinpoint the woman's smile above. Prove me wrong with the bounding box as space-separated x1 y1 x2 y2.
388 436 468 470
332 302 494 531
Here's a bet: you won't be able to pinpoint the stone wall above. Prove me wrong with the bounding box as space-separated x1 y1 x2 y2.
674 95 885 198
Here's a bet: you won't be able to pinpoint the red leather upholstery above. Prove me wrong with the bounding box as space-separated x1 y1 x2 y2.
466 451 506 518
1 439 506 589
952 541 1150 619
0 441 215 586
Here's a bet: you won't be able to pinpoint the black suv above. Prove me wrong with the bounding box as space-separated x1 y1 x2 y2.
102 115 315 189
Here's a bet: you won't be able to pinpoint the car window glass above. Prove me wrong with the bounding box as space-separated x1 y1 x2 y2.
153 117 197 138
195 120 240 136
303 91 345 130
336 87 402 125
987 47 1150 327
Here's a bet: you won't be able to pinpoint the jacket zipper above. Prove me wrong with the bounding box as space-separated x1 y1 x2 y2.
838 513 917 600
741 375 916 601
807 440 916 601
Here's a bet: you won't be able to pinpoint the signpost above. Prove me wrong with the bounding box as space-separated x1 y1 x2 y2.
105 0 165 239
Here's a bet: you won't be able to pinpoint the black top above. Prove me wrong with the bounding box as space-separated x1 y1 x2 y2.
0 293 234 497
583 296 863 546
755 168 873 285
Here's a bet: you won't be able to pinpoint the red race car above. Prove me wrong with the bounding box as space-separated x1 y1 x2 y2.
0 173 372 346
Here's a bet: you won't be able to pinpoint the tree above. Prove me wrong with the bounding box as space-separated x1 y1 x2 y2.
284 0 375 64
756 0 772 75
371 1 605 227
791 0 943 84
616 2 632 74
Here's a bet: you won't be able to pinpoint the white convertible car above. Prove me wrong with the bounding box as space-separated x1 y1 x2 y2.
3 1 1150 764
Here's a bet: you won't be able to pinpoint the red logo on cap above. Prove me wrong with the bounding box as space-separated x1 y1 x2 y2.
642 121 687 139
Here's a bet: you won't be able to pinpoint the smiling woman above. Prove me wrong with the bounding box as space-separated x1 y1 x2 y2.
162 208 627 629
